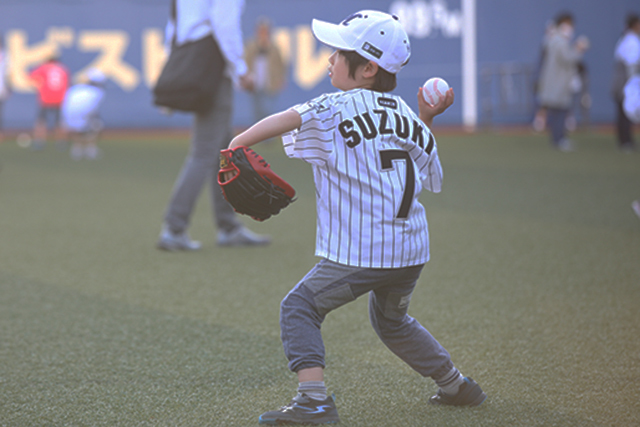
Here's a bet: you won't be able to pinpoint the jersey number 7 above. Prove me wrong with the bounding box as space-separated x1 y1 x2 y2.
380 150 415 220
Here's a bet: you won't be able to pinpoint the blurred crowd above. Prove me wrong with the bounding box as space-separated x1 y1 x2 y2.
0 7 638 220
0 10 638 155
0 42 107 160
533 11 640 153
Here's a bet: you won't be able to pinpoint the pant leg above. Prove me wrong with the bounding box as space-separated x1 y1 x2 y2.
368 280 452 379
280 260 352 373
199 77 243 232
163 77 241 233
616 100 634 148
546 107 568 146
280 259 453 378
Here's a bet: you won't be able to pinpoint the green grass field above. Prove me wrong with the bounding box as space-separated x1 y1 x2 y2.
1 129 639 426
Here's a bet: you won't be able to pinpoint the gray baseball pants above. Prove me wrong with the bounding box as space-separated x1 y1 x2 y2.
280 259 454 379
546 107 569 147
163 76 242 234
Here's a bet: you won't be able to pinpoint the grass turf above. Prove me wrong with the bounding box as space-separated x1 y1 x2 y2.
0 129 639 426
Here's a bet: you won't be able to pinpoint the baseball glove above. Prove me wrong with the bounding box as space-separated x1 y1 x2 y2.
218 146 296 221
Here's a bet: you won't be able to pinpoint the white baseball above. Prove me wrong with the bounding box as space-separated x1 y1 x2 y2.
422 77 450 106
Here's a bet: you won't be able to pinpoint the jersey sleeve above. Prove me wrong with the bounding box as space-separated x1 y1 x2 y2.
282 94 337 166
395 102 443 193
414 139 443 193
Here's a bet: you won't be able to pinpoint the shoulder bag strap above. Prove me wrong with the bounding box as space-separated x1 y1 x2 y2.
170 0 177 47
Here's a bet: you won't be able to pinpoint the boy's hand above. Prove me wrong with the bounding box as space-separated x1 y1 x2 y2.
239 73 255 92
418 87 454 128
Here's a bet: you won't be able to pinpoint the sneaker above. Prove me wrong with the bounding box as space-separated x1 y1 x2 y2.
217 226 271 247
259 393 340 425
632 200 640 219
156 225 202 251
429 377 487 407
557 138 576 152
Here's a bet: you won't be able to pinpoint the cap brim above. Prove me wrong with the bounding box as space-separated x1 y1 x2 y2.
311 19 353 51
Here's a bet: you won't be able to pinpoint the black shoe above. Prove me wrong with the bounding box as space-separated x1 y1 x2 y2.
429 377 487 406
258 393 340 425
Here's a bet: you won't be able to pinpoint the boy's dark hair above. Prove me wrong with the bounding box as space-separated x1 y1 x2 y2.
338 50 397 93
627 13 639 30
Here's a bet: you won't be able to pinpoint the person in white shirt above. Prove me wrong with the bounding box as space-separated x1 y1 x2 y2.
156 0 270 251
623 74 640 219
0 34 11 143
612 13 640 152
62 68 106 160
224 10 486 425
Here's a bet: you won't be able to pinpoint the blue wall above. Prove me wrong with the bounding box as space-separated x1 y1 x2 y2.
0 0 638 130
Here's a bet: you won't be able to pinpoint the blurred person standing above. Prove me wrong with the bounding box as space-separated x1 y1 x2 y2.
156 0 270 251
622 74 640 218
532 20 556 132
61 68 107 160
245 17 286 123
611 13 640 152
537 12 589 152
29 53 69 150
0 33 11 143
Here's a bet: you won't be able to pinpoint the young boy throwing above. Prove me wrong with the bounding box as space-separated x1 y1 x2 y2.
226 10 486 425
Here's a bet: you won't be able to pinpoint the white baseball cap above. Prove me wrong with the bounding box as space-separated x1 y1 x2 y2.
311 10 411 74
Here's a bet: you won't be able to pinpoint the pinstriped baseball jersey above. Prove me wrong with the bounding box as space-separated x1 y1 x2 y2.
283 88 443 268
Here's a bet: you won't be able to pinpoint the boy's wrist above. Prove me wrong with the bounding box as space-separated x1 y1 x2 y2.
420 114 434 127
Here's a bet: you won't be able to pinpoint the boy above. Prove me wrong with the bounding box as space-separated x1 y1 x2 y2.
226 10 486 425
61 68 107 160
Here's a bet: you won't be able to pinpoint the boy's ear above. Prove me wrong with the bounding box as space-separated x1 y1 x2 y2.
362 61 379 79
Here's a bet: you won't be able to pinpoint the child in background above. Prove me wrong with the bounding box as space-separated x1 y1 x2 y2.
62 68 107 160
29 53 69 150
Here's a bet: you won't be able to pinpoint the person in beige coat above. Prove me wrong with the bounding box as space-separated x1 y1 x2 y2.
245 17 286 123
537 12 589 151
